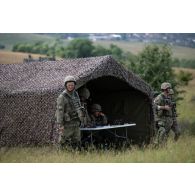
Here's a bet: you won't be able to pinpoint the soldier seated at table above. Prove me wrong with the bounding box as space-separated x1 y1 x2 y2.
90 104 108 127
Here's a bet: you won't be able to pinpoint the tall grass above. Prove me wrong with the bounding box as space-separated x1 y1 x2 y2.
0 135 194 163
0 51 46 64
175 68 195 135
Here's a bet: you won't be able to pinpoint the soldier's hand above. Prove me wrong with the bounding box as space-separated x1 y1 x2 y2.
58 126 64 134
164 105 171 111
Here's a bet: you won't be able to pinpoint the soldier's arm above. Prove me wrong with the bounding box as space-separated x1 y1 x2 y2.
102 114 108 125
154 95 170 111
56 94 65 127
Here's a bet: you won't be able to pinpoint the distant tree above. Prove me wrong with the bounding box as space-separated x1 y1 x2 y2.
109 44 123 61
176 70 193 86
128 44 177 92
12 43 20 51
64 38 94 58
0 44 5 49
93 45 110 56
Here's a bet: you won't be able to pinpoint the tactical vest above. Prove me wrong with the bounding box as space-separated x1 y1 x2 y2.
155 94 173 118
62 90 82 120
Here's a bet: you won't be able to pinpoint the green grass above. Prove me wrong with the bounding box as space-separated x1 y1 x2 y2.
95 40 195 60
0 135 194 163
176 68 195 122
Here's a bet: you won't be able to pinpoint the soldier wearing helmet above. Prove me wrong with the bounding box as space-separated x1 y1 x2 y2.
90 104 108 127
55 75 83 149
78 87 91 127
153 82 174 146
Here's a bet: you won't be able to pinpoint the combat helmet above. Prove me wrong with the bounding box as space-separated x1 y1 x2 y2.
64 75 76 86
161 82 172 90
78 87 90 99
91 104 102 112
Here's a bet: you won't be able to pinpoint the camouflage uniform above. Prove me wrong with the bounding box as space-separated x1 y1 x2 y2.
89 104 108 144
154 82 173 145
55 76 83 148
90 104 108 127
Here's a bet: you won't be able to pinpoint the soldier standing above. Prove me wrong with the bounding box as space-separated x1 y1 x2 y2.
153 82 173 146
55 75 84 149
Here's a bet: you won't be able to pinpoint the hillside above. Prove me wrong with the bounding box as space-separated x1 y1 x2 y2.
1 34 195 60
95 40 195 60
0 33 68 50
174 68 195 123
0 50 47 64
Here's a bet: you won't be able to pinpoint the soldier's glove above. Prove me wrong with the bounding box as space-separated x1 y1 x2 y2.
79 116 85 128
77 107 85 119
164 105 171 111
58 125 64 134
64 113 71 121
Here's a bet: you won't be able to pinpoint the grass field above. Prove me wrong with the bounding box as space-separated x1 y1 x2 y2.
175 68 195 123
95 40 195 60
0 135 194 163
0 50 63 64
0 50 47 64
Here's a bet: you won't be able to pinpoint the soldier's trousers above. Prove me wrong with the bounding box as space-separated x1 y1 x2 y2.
171 118 181 141
155 117 173 145
58 119 81 149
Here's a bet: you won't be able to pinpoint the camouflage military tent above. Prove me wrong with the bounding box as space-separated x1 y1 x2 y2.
0 55 154 146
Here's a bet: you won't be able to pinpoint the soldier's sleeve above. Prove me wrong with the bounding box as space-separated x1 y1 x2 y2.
56 94 65 126
154 95 162 106
102 114 108 125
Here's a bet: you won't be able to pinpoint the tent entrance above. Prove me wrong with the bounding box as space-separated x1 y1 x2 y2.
80 76 152 144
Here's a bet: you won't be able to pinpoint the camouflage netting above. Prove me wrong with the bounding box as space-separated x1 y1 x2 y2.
0 55 154 146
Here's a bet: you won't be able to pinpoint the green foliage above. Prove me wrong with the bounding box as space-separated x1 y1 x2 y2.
109 44 123 61
0 44 5 49
93 45 110 56
11 39 191 99
172 58 195 69
176 70 193 86
1 135 195 162
63 39 94 58
127 44 177 92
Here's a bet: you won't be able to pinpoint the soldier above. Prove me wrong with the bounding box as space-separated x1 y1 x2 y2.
89 104 108 145
153 82 173 146
90 104 108 127
55 75 84 149
78 87 91 127
169 89 180 141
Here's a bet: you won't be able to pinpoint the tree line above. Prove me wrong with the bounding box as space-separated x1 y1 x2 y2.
12 39 193 97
